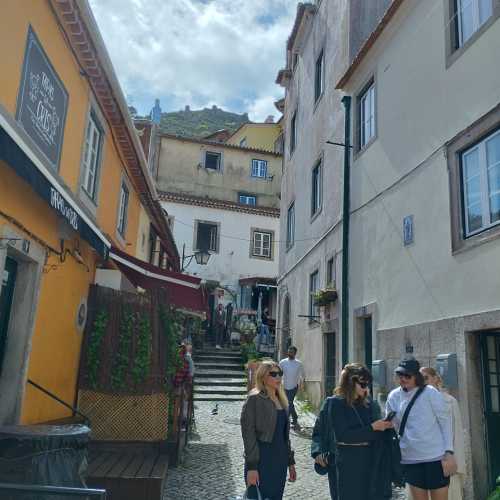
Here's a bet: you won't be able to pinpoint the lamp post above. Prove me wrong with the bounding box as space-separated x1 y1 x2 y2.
181 243 211 272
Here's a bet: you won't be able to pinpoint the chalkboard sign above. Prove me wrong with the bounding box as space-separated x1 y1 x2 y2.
16 26 68 171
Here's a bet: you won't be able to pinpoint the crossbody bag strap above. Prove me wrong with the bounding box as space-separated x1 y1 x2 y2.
399 386 425 437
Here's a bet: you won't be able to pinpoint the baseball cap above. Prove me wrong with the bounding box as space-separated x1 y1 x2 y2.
395 357 420 376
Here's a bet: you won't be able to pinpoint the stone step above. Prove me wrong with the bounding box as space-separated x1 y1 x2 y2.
195 377 247 386
194 394 247 402
197 351 242 358
195 386 247 395
194 354 243 363
195 362 243 371
195 369 246 378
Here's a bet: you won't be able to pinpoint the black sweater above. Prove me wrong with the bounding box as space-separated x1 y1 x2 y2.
330 396 381 443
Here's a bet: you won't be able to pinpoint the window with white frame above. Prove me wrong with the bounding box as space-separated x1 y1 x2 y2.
290 111 297 155
117 181 129 236
81 114 102 199
251 229 273 259
359 82 376 149
251 159 268 178
315 49 324 103
240 137 248 148
309 270 320 320
239 193 257 206
456 0 493 46
195 221 219 252
311 160 322 216
287 202 295 248
205 151 221 170
461 129 500 236
326 254 336 287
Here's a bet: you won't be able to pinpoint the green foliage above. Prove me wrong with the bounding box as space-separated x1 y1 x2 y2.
132 315 152 385
159 106 249 138
159 305 184 391
87 310 108 389
111 308 134 390
487 477 500 500
241 342 262 364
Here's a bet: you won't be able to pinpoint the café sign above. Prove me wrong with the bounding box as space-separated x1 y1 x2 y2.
16 26 68 171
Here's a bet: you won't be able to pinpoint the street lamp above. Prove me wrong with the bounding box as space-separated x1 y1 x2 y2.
181 243 211 272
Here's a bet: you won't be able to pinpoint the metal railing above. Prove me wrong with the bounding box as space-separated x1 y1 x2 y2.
0 483 106 498
27 379 89 424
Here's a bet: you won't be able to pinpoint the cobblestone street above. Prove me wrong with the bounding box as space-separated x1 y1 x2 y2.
163 400 407 500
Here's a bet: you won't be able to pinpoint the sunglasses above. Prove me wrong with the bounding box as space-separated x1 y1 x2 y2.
397 373 413 380
268 370 283 378
356 381 369 389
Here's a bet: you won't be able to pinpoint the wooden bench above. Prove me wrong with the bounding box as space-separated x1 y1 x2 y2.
87 445 169 500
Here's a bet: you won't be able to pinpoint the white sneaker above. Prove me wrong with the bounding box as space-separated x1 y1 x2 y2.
216 345 221 349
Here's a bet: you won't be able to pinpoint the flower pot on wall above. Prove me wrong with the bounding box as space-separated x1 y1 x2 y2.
313 289 338 307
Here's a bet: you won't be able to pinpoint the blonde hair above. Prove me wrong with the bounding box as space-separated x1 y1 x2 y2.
421 367 443 388
250 360 289 410
334 363 372 406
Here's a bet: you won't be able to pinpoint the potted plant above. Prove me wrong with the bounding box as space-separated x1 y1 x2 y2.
313 287 338 307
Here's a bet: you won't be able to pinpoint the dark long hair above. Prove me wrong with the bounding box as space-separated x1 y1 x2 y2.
334 363 373 406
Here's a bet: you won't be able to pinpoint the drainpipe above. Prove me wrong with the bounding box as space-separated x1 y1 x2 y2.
341 96 352 367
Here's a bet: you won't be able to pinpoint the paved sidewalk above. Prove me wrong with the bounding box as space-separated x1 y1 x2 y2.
163 399 407 500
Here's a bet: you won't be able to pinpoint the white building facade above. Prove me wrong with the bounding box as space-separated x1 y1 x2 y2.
337 1 500 498
276 0 349 406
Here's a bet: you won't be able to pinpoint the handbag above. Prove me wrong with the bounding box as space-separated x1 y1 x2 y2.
243 486 270 500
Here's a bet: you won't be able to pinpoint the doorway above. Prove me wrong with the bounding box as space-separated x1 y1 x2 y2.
324 332 336 397
481 333 500 488
0 257 17 375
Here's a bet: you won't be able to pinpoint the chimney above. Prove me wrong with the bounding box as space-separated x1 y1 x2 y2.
265 115 275 123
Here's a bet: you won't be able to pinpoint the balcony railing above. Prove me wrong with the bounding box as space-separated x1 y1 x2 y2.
0 483 106 498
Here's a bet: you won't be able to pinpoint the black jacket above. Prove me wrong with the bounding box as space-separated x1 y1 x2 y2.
370 429 404 497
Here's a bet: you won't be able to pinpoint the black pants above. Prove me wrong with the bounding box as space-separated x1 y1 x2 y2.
336 446 371 500
285 387 298 423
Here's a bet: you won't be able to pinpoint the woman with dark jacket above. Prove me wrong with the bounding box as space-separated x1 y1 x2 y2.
329 363 393 500
240 360 296 500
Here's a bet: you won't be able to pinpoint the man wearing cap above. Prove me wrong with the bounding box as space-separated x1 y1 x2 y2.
386 357 455 500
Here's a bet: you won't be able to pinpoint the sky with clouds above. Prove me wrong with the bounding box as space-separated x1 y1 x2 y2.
89 0 298 122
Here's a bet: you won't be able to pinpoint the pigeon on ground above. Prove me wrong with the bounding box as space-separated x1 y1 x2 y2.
211 403 219 415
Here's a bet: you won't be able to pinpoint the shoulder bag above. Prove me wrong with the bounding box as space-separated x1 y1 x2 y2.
399 386 425 437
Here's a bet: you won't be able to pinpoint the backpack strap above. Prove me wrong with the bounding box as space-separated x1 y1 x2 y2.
399 386 425 437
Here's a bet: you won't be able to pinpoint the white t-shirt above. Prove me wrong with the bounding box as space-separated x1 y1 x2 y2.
279 357 305 391
386 385 453 464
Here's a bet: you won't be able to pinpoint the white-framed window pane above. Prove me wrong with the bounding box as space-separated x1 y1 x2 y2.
463 147 483 233
459 0 475 43
309 270 319 318
82 116 101 198
287 203 295 247
118 183 129 234
252 159 267 178
360 84 375 147
479 0 493 24
487 134 500 222
205 152 221 170
252 231 272 258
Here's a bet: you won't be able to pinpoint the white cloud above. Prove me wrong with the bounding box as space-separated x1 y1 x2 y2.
88 0 297 121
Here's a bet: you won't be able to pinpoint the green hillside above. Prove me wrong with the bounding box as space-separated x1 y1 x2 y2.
158 105 249 138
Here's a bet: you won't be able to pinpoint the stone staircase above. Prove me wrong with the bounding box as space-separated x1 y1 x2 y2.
193 348 247 402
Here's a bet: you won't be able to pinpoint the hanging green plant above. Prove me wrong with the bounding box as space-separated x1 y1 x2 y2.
159 305 183 392
111 307 134 390
132 314 152 384
87 310 108 389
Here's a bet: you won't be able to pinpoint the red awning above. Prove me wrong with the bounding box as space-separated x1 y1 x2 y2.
110 247 207 316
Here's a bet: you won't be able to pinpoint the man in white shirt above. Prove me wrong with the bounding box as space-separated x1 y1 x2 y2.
279 346 305 428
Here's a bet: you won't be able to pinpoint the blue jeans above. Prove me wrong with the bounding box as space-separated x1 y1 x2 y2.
257 324 270 349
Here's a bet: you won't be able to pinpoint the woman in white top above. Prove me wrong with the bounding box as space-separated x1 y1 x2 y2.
386 357 456 500
420 367 466 500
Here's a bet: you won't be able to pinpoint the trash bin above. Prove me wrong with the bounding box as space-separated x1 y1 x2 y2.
0 424 90 499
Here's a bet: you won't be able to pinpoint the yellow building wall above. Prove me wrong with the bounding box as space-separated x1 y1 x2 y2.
227 123 282 151
0 160 96 423
0 0 141 255
0 1 144 422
